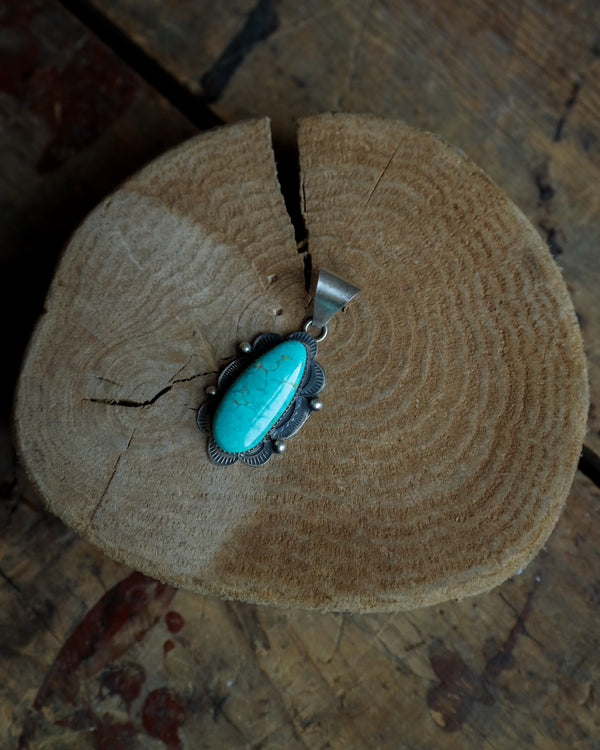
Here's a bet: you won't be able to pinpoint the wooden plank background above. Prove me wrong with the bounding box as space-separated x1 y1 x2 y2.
1 0 599 747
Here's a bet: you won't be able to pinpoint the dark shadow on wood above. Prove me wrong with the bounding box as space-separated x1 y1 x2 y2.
271 138 312 291
271 139 306 245
58 0 223 131
200 0 280 103
579 444 600 490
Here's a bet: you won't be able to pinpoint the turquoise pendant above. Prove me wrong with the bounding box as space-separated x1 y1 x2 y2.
197 270 360 466
197 332 325 466
213 340 307 454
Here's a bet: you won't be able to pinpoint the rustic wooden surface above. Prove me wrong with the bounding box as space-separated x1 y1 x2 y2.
2 471 599 748
15 114 588 611
0 0 196 488
89 0 600 457
2 0 599 747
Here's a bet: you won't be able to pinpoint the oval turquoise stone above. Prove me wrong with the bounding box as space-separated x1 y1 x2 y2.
213 340 307 453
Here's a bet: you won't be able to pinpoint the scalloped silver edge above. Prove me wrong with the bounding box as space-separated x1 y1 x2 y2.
240 440 273 466
271 396 311 440
208 438 239 465
197 401 212 434
301 361 326 397
198 331 324 466
288 330 318 358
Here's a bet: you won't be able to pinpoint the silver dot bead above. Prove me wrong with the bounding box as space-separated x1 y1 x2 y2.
309 398 323 411
273 439 286 454
205 385 218 397
240 342 252 354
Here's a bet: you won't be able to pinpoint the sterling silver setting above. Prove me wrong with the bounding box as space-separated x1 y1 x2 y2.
197 269 360 467
197 331 325 466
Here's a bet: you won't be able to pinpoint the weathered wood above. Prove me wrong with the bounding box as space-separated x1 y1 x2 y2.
2 2 598 746
0 0 195 476
2 470 599 748
0 0 600 750
88 0 600 457
14 115 587 611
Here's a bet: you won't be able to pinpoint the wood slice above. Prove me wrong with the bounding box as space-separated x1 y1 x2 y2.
14 114 588 611
87 0 600 456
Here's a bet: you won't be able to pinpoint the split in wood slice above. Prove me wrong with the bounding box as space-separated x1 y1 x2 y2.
14 115 588 612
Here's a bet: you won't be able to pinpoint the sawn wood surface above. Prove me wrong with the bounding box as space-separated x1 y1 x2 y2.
1 0 599 747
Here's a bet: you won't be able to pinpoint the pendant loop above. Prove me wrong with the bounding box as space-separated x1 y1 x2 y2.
197 269 360 466
303 319 328 342
312 270 361 330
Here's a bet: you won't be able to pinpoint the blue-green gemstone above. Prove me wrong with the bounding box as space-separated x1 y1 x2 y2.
213 340 307 454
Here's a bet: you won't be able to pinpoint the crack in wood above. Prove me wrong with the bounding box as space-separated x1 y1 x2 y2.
93 374 122 388
554 78 583 142
348 140 402 240
168 354 194 384
200 0 280 103
86 427 137 531
57 0 221 130
87 387 172 409
579 445 600 489
85 370 218 408
302 252 312 293
270 135 310 292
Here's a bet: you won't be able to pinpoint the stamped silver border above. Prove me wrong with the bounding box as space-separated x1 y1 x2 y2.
197 331 326 466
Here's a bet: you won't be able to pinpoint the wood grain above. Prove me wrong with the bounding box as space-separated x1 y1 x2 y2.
3 3 598 747
0 0 195 480
2 470 599 748
14 115 587 611
87 0 600 457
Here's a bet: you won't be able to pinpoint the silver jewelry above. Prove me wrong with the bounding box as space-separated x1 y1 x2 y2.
197 270 360 466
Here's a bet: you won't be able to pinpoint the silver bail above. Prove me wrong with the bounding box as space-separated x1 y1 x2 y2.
312 270 361 330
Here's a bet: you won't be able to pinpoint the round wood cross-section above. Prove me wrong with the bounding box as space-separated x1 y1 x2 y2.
14 115 588 611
